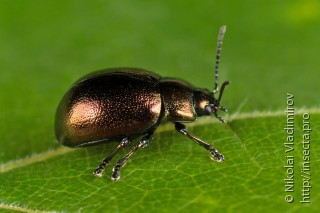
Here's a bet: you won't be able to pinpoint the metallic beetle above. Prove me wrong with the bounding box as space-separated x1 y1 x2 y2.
55 26 230 181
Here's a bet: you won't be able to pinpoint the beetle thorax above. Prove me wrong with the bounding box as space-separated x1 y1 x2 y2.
159 79 197 122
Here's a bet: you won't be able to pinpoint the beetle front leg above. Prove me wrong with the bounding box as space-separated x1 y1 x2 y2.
93 137 131 177
111 132 154 181
174 122 224 162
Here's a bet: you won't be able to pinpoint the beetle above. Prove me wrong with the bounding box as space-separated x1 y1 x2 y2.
55 26 229 181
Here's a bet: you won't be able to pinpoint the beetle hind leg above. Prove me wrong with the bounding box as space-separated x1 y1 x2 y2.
111 132 154 181
93 137 131 177
174 122 224 162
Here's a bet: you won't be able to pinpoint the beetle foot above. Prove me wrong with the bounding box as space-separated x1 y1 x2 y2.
93 167 104 177
210 149 225 162
111 165 121 181
93 158 112 177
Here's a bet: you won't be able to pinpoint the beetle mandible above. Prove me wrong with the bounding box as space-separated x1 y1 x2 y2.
55 26 229 181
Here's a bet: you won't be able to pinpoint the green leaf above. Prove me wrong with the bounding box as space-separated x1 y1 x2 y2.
1 0 319 212
1 112 319 212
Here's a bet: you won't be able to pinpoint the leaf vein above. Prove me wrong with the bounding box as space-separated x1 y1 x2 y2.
0 203 53 213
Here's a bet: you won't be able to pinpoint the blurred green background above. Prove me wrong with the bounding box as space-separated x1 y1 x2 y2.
0 0 319 212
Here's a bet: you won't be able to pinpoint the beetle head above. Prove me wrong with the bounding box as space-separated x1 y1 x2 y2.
194 80 229 123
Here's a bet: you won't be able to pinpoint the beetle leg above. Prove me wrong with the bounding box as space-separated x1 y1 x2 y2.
93 137 131 177
174 122 224 162
111 132 154 181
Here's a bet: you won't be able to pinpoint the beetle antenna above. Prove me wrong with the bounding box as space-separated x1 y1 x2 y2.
213 25 227 94
218 81 230 103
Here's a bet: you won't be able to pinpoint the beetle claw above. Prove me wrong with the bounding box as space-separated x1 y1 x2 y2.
93 170 103 177
210 149 225 162
111 166 121 181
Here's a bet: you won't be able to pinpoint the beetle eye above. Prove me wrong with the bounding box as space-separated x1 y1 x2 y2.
204 105 212 115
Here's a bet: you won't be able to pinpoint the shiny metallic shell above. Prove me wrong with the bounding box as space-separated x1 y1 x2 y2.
55 68 162 147
160 79 196 122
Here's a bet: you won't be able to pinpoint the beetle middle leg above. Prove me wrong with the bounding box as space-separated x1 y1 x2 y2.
93 137 131 177
174 122 224 162
111 132 154 181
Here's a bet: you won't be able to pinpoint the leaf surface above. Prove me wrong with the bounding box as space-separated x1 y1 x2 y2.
1 0 319 212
